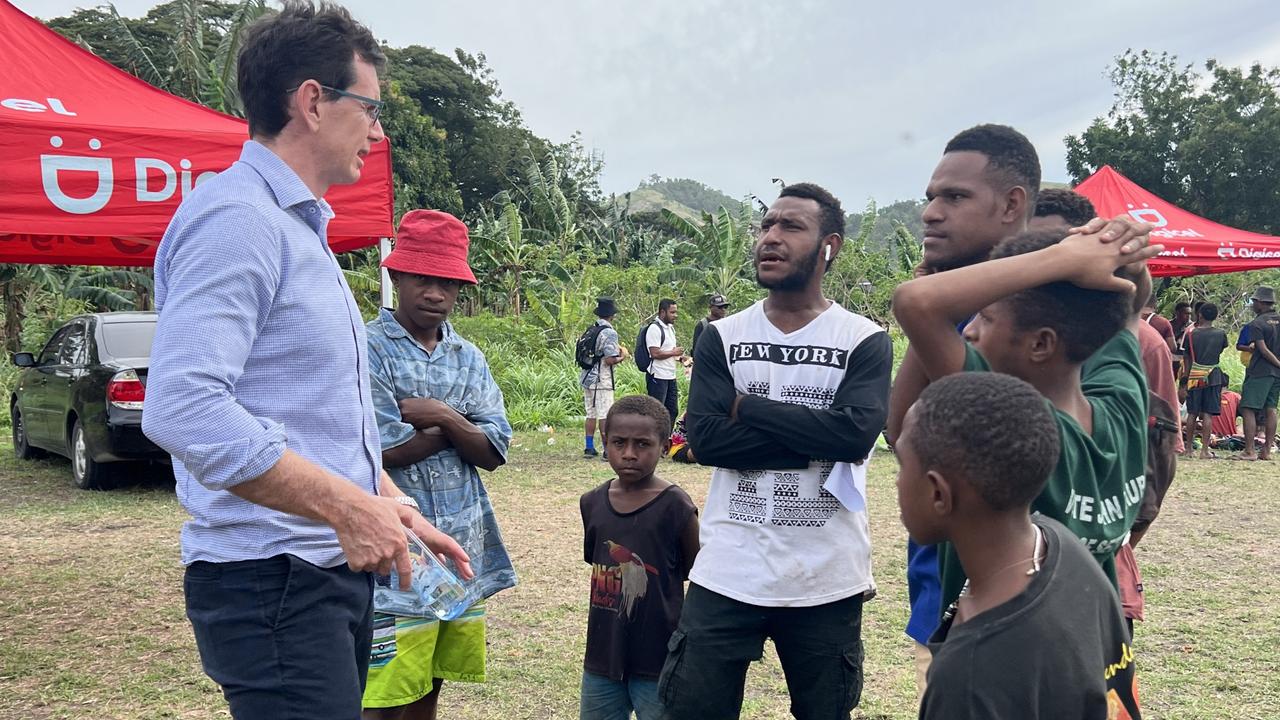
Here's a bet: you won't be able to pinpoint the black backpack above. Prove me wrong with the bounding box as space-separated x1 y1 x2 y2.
634 319 664 373
575 323 607 370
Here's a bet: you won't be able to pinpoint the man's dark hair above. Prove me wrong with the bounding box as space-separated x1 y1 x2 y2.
238 1 386 138
908 373 1059 511
1199 302 1219 322
606 394 672 440
658 298 676 313
779 183 844 241
1034 188 1096 227
989 229 1131 363
944 124 1041 217
1174 301 1192 313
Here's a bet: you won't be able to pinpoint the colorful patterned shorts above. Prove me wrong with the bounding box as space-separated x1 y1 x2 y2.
362 602 486 709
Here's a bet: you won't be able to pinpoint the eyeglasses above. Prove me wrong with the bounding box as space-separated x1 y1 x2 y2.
287 83 384 125
321 85 383 125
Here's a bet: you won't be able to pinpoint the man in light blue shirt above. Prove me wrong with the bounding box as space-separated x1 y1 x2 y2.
579 297 627 458
142 5 467 719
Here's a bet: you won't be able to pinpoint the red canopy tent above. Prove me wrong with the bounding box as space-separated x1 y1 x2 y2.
0 0 394 267
1074 165 1280 277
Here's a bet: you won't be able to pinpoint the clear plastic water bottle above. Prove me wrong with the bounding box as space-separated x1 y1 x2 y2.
373 528 470 621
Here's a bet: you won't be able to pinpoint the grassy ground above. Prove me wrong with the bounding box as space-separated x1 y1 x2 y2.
2 435 1279 719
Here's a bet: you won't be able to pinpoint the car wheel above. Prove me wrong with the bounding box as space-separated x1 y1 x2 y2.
11 405 46 460
71 420 113 490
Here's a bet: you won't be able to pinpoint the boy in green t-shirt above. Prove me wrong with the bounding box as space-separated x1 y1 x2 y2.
892 226 1162 610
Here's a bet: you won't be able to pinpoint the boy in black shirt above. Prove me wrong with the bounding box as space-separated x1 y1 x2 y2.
579 395 700 720
897 372 1140 719
1182 302 1230 458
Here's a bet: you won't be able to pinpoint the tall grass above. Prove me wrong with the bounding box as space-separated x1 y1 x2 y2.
481 341 687 430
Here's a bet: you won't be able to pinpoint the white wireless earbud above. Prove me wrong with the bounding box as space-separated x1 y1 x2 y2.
825 244 832 261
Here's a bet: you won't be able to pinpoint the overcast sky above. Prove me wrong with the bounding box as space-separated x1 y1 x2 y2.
17 0 1280 207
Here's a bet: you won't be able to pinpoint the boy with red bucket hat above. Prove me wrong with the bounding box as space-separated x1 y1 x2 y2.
362 210 517 720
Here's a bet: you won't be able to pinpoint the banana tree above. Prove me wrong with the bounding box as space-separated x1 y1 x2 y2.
508 151 586 260
657 204 755 300
2 266 154 353
100 0 269 115
1 265 60 353
471 202 535 316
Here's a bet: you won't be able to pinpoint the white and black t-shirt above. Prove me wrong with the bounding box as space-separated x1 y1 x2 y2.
686 300 892 607
646 318 678 380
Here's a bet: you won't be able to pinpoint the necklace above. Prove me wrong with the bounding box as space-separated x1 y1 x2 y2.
941 524 1044 625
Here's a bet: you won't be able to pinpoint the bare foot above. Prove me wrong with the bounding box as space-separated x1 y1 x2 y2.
1234 453 1259 461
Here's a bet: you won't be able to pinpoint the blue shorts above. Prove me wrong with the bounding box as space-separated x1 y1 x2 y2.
580 671 661 720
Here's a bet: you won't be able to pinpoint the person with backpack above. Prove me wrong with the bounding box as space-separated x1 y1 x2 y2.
578 297 628 459
639 299 684 426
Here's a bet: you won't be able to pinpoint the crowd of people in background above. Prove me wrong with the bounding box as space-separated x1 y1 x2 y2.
136 3 1280 720
1141 286 1280 460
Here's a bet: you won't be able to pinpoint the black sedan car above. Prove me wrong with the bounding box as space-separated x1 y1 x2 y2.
9 312 167 489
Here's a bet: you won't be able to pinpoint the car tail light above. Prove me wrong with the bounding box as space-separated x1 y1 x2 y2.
108 369 146 410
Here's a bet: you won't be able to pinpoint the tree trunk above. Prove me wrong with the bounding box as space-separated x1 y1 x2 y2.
3 283 27 354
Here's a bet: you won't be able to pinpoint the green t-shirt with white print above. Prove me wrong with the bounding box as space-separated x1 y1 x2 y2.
938 328 1149 613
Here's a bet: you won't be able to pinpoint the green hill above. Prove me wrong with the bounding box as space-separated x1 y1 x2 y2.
629 176 746 217
614 187 703 222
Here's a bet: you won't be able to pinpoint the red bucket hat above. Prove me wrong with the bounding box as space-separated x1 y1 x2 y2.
382 210 478 285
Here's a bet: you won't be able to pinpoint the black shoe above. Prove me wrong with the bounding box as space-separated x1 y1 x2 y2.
601 449 609 461
583 447 598 458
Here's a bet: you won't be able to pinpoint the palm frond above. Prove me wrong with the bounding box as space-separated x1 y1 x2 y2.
211 0 268 115
65 285 135 310
104 3 165 87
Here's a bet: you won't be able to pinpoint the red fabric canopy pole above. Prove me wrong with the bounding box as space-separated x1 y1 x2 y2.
1074 165 1280 277
0 0 394 266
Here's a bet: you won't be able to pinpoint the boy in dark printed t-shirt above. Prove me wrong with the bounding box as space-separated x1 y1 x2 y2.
898 373 1139 719
579 396 699 720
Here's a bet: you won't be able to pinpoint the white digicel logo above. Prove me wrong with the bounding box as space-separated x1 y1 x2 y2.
1126 203 1202 240
40 135 219 215
1 96 77 116
41 136 111 214
1127 205 1167 228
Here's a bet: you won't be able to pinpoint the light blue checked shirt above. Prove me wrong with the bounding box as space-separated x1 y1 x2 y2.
144 141 382 568
366 309 517 606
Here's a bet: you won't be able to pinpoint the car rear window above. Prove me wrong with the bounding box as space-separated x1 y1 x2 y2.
101 321 157 359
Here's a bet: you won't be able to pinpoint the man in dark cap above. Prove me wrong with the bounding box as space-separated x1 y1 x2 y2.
1240 286 1280 460
690 293 731 360
580 297 628 458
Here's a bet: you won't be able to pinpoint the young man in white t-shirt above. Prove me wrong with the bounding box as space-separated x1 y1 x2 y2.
645 298 684 425
657 183 892 719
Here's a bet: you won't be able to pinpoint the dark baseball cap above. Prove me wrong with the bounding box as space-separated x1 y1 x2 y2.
709 294 730 307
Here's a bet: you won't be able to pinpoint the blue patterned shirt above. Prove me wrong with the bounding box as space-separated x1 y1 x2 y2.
144 141 382 568
367 308 517 605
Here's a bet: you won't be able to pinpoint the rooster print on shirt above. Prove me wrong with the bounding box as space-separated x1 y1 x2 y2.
590 540 657 619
